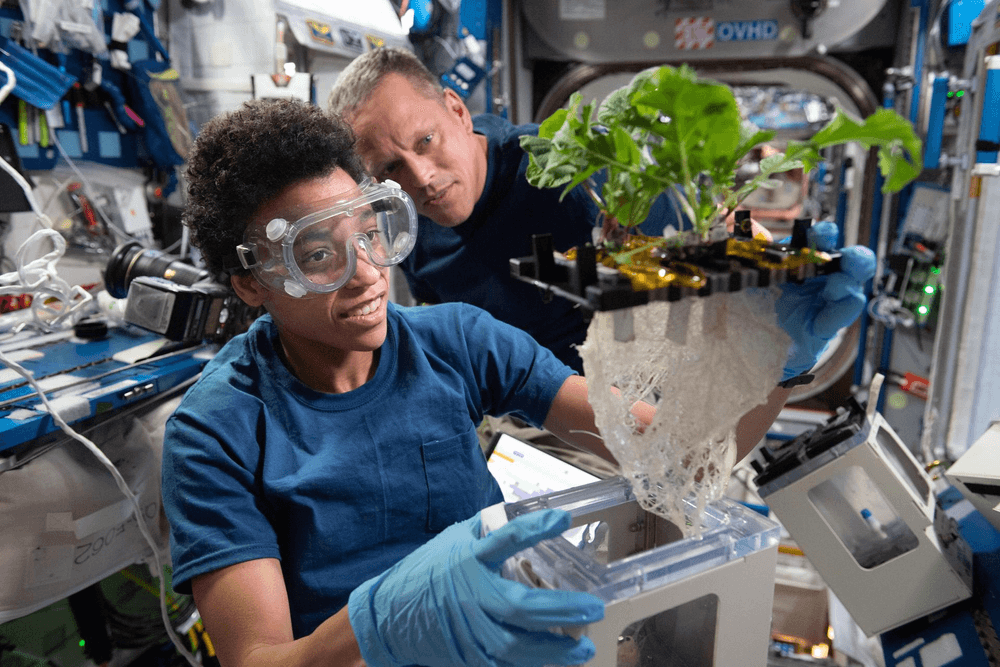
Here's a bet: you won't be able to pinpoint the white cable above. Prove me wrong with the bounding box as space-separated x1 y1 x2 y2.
0 77 51 230
179 223 190 261
0 229 93 330
0 157 53 229
433 35 459 59
48 132 133 242
926 0 952 70
0 349 200 667
0 231 192 665
0 60 15 106
161 237 182 253
40 172 86 216
867 293 916 329
0 65 194 663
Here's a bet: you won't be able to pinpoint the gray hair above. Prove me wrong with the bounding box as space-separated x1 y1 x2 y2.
327 47 444 118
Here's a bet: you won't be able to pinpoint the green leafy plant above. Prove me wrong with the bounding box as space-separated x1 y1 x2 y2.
521 64 922 244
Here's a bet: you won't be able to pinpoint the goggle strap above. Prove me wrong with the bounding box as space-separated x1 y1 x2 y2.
235 243 258 270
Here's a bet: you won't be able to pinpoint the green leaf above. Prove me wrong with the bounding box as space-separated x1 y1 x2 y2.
610 126 642 165
723 151 807 211
523 64 923 242
596 87 631 127
537 107 569 139
734 123 777 162
560 165 602 201
519 135 551 156
804 108 922 193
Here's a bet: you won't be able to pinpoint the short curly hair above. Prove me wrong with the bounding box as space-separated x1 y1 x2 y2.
183 98 366 280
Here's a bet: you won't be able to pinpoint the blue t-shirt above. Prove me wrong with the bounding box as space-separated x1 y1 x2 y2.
399 114 681 373
161 302 573 638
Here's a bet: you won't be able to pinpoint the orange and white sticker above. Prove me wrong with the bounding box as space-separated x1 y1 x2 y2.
675 17 714 50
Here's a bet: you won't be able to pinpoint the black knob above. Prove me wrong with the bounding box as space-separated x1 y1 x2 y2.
790 0 826 39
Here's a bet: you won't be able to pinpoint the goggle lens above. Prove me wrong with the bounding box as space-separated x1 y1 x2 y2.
238 178 417 297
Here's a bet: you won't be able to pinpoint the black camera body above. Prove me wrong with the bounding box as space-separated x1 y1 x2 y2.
104 242 258 343
124 276 229 343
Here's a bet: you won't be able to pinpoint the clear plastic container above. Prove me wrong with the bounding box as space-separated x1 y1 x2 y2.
489 477 782 667
498 476 780 602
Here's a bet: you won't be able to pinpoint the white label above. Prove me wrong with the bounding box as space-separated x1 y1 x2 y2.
5 408 39 421
113 185 154 235
36 374 83 392
73 498 134 539
6 349 42 363
71 500 160 570
892 636 924 659
559 0 605 21
112 338 167 364
35 395 91 423
0 350 43 385
0 368 23 385
919 633 962 667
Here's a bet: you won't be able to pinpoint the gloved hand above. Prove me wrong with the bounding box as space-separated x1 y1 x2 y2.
776 221 876 381
348 508 604 667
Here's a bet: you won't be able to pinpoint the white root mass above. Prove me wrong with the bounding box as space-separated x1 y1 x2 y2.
579 288 789 535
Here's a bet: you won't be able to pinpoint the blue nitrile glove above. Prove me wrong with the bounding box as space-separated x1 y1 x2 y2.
348 508 604 667
776 221 876 382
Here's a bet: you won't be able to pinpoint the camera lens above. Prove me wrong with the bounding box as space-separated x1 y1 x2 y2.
104 241 211 299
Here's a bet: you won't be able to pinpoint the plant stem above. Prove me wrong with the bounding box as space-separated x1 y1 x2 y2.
582 180 605 209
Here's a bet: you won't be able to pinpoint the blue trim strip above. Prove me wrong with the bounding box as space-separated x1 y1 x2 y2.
925 76 949 169
977 66 1000 163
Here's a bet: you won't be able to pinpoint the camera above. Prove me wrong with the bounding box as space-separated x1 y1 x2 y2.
123 276 229 343
104 241 211 299
104 242 258 343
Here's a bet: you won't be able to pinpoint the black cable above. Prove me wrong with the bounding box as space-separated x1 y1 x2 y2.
0 216 13 273
67 583 114 665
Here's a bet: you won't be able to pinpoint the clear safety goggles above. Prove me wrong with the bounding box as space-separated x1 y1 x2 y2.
236 178 417 298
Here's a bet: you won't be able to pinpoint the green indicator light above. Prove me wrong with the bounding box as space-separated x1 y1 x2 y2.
79 640 86 647
932 267 941 274
918 305 929 315
947 91 954 98
924 285 935 294
957 90 965 97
